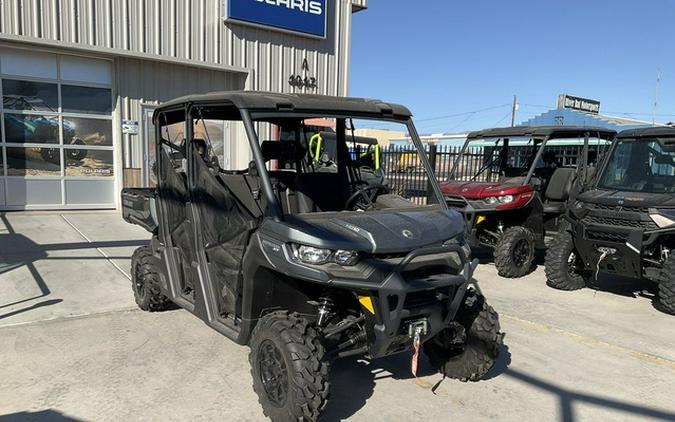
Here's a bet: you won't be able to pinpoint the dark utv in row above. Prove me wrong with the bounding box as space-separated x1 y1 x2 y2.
122 92 503 421
545 127 675 314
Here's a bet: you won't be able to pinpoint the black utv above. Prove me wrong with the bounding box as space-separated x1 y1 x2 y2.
440 126 616 277
122 92 503 421
545 127 675 314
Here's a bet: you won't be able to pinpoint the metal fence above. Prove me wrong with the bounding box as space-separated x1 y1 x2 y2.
378 143 602 205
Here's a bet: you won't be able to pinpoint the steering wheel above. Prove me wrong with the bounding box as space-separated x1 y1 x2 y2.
345 183 387 211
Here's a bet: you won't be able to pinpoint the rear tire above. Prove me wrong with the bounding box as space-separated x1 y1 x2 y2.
494 226 535 278
424 290 503 382
249 311 330 422
657 258 675 315
131 246 171 312
545 230 589 291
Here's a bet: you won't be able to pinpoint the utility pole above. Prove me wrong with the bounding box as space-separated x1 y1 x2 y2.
510 95 518 127
653 67 661 127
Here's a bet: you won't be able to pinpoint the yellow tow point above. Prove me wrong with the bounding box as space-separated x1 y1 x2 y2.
358 296 375 314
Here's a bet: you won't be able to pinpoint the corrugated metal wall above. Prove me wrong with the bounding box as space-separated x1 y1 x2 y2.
115 57 248 168
0 0 360 97
0 0 365 185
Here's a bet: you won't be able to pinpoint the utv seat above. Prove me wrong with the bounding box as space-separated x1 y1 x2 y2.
543 167 576 214
193 138 220 174
294 172 347 213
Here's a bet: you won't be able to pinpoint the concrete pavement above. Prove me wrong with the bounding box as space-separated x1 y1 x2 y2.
0 211 147 326
1 211 674 421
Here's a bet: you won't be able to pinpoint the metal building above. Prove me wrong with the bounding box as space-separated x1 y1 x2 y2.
0 0 367 210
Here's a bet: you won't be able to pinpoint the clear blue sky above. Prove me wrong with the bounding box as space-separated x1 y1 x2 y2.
349 0 675 134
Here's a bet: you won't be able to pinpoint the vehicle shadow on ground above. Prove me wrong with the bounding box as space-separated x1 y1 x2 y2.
0 213 145 321
323 343 512 421
503 368 675 422
0 410 84 422
584 273 670 315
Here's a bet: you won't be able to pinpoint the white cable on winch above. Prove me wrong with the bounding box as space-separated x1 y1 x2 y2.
595 248 612 281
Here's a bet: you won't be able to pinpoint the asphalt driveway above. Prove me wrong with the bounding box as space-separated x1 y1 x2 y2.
1 211 674 422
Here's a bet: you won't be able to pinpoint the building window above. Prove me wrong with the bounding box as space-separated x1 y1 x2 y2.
61 85 113 115
0 51 114 186
2 79 59 112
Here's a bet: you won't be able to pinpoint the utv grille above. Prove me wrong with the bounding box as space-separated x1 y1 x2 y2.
582 215 659 231
445 196 468 208
588 203 650 213
586 230 629 243
403 288 450 308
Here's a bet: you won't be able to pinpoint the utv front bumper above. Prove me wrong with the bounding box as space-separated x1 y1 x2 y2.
365 245 478 358
258 234 476 359
567 215 670 279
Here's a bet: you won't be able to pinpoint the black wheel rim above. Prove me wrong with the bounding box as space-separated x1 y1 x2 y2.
258 339 289 407
512 239 530 268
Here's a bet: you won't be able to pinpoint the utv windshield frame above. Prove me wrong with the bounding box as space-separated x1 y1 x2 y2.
447 126 616 186
595 129 675 194
152 94 447 222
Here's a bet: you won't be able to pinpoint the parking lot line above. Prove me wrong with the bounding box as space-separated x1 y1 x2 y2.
60 214 132 280
502 313 675 370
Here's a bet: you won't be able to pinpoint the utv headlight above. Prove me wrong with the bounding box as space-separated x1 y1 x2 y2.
486 197 499 205
291 244 359 266
651 210 675 228
293 245 333 265
334 250 360 266
498 195 515 204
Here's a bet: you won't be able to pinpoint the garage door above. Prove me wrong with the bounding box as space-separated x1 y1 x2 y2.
0 46 114 210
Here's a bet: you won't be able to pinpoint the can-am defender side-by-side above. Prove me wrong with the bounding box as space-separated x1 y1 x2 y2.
545 127 675 314
121 92 503 421
440 126 616 278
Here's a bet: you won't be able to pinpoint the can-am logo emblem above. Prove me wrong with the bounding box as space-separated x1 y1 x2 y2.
402 229 414 239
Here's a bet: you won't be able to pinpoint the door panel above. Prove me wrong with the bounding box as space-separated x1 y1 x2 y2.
190 143 257 318
157 140 199 301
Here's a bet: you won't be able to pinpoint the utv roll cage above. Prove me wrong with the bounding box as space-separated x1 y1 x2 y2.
448 125 617 186
153 91 445 222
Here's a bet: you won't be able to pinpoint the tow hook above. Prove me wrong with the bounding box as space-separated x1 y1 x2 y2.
407 318 429 338
407 319 428 378
595 247 617 280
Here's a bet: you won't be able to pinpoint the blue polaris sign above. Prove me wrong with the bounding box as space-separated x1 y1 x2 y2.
227 0 327 38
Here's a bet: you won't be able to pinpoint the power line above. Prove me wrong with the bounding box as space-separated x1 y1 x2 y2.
492 111 514 127
416 104 511 122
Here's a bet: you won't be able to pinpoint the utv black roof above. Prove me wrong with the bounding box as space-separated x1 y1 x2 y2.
466 125 616 140
156 91 412 119
617 126 675 138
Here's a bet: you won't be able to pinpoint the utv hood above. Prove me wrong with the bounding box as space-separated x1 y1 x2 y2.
579 189 675 208
440 180 532 200
268 207 465 254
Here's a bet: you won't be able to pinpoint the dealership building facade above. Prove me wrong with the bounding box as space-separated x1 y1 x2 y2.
0 0 366 210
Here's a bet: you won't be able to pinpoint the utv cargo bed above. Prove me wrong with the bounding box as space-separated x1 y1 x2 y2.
121 188 158 233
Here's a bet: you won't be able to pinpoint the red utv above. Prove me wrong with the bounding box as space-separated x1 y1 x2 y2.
440 126 616 277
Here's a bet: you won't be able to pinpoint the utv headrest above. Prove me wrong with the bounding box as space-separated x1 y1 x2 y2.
192 138 209 160
261 140 297 162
